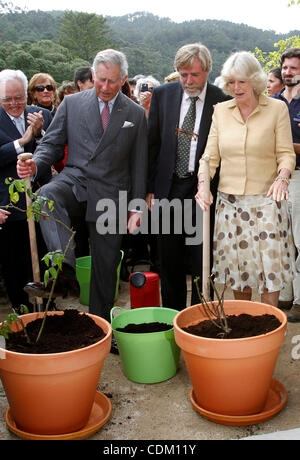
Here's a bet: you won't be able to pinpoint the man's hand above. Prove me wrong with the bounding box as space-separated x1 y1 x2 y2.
27 110 44 137
18 125 34 147
146 193 155 211
17 158 37 178
127 211 141 234
0 209 10 229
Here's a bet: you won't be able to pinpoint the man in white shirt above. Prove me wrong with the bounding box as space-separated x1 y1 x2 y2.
147 43 230 310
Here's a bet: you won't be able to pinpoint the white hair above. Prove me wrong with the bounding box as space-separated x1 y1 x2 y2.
0 69 28 92
134 75 160 102
219 51 267 96
92 49 128 80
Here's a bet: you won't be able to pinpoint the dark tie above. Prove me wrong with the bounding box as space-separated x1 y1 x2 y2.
101 101 110 130
174 96 198 178
14 116 25 135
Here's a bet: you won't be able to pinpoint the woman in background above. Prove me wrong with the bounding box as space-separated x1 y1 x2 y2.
267 67 284 96
28 73 58 117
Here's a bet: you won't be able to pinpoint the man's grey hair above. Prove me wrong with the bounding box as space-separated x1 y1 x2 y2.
92 49 128 80
174 43 212 73
0 69 28 92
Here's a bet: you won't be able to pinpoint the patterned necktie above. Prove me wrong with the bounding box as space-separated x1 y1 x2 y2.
174 96 198 178
14 116 25 136
101 101 110 130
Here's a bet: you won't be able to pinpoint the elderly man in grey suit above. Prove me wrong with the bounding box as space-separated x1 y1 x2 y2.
17 49 148 329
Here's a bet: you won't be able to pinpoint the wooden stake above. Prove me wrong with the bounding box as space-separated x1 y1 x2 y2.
18 153 42 311
202 154 210 299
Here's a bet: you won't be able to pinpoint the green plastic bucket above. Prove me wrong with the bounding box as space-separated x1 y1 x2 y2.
110 306 180 383
76 250 123 306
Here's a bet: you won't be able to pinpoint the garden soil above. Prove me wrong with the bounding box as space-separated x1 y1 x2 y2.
0 277 300 441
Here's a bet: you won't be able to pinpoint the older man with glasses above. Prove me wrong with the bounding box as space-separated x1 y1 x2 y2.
0 69 52 312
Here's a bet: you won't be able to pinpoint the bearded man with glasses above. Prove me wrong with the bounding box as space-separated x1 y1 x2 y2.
0 69 52 312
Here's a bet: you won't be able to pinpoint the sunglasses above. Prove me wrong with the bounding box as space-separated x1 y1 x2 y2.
34 85 54 92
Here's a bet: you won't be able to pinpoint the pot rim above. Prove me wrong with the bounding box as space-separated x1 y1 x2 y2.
0 311 112 358
173 300 287 343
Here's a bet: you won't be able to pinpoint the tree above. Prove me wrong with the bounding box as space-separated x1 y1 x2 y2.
57 11 113 62
0 39 89 83
253 36 300 73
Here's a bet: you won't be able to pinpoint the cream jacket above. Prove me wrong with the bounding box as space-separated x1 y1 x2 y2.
198 94 296 195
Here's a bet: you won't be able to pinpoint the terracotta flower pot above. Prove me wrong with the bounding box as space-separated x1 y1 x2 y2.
173 300 287 416
0 311 112 435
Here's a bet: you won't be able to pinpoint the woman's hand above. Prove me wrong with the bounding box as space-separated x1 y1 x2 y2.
195 182 213 211
139 91 152 111
266 178 289 201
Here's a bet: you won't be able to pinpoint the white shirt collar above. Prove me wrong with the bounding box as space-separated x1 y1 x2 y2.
98 92 119 111
7 112 25 122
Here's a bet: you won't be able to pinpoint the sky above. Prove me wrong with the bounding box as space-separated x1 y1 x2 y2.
14 0 300 34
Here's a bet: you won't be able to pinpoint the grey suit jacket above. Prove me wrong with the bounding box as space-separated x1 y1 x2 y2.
34 89 148 222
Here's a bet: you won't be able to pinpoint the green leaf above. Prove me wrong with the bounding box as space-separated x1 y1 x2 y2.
42 254 50 267
19 305 29 314
15 180 25 192
44 269 50 287
49 267 57 278
11 191 19 203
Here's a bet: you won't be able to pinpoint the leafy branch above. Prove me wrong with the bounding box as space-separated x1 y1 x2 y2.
0 178 76 344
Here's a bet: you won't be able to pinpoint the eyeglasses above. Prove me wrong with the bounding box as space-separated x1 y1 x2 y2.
0 95 26 106
175 127 198 141
34 85 54 92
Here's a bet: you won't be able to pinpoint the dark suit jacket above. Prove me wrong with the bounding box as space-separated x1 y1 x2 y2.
0 105 52 221
34 89 148 223
147 81 231 199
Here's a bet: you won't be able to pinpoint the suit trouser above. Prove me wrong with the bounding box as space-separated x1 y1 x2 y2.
38 177 122 320
88 224 123 321
38 178 86 270
279 170 300 305
157 176 214 311
0 220 32 308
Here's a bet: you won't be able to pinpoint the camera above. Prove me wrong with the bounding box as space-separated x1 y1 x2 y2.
141 83 149 92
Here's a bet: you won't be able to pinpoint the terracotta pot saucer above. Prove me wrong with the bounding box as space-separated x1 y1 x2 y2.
190 379 287 426
5 390 112 440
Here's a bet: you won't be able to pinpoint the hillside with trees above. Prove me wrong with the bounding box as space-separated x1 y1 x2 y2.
0 3 299 83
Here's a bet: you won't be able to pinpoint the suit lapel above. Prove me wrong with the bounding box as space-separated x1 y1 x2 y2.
195 83 215 162
169 83 183 155
0 107 21 138
82 89 103 145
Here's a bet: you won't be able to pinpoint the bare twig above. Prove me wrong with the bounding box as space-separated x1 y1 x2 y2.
194 276 232 336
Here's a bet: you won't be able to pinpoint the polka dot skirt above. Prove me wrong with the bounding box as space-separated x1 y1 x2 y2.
213 192 296 294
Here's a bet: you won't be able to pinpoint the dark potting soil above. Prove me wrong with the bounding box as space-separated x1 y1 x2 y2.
182 314 281 339
116 322 173 333
5 309 105 354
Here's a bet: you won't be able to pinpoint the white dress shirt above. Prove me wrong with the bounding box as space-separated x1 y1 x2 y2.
179 83 207 172
8 113 25 154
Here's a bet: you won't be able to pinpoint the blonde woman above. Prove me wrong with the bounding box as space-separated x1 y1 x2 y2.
28 73 58 117
196 51 296 307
